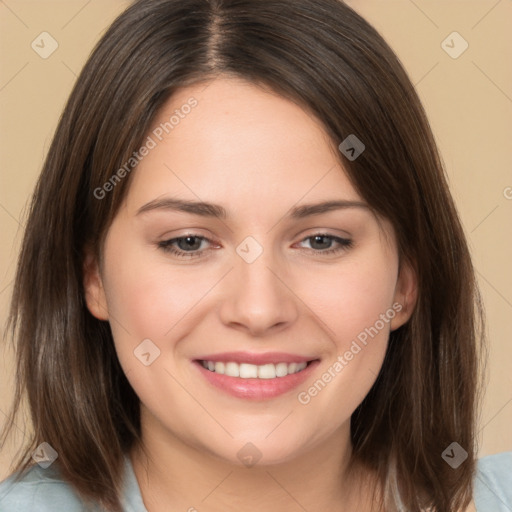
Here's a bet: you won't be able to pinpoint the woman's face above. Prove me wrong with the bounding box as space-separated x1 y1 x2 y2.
85 76 416 465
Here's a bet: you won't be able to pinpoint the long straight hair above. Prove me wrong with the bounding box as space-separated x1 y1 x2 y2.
1 0 485 510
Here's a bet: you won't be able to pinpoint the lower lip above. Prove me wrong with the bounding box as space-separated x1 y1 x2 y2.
193 360 320 400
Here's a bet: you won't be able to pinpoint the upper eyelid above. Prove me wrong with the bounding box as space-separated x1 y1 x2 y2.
160 225 353 241
160 232 352 248
162 231 351 240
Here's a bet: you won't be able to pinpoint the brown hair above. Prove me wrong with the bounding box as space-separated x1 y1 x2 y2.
1 0 485 510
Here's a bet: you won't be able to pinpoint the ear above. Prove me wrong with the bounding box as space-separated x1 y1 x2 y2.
83 247 109 321
390 259 418 331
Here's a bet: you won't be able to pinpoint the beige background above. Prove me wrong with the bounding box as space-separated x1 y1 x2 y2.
0 1 511 477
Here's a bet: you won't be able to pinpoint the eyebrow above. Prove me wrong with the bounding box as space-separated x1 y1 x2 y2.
136 197 369 219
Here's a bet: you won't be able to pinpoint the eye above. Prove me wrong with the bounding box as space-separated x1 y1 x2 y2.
158 234 213 259
157 232 353 260
296 233 353 255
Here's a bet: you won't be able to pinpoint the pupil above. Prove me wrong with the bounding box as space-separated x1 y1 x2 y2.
180 236 200 250
313 235 330 250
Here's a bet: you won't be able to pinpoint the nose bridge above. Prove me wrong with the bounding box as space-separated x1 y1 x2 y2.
218 235 298 335
235 236 285 305
238 243 279 293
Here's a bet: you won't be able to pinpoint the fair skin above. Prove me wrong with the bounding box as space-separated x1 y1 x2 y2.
84 76 419 511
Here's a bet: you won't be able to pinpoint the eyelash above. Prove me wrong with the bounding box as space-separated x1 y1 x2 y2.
157 233 353 259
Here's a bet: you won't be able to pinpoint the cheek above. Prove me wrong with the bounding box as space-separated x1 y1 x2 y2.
100 235 233 386
299 253 398 348
102 238 214 338
293 251 397 414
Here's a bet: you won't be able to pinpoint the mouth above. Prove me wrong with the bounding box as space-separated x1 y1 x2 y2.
192 353 321 400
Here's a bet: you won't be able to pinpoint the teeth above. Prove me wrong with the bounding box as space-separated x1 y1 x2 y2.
240 363 258 378
201 360 308 378
224 362 239 377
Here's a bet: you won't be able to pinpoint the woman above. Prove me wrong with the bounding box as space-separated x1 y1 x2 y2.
0 0 510 510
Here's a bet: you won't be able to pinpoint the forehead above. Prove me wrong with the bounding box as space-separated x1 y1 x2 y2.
124 77 363 215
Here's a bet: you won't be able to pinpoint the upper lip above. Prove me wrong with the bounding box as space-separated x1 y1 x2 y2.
195 352 318 365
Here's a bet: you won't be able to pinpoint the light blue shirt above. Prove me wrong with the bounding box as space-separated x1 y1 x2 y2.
0 451 511 511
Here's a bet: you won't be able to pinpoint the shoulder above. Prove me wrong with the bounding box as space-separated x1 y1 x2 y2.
0 463 89 512
0 455 147 512
474 451 512 512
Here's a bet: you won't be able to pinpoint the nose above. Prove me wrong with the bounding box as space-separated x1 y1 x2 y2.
218 245 300 337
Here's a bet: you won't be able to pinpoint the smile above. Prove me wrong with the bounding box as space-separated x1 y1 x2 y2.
193 357 320 400
200 360 309 379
